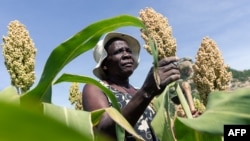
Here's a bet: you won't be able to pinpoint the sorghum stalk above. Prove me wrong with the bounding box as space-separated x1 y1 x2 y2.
2 20 37 94
139 7 192 118
192 36 232 106
139 7 177 87
176 58 206 116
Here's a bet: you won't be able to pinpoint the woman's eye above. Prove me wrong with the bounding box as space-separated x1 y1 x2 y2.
112 48 132 55
126 49 132 53
113 49 123 54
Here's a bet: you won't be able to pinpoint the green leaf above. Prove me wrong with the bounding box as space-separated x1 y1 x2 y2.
43 103 95 140
174 88 250 141
149 37 158 68
90 108 106 126
54 73 125 141
54 74 146 141
0 101 96 141
90 108 144 141
0 86 20 104
175 82 192 118
105 107 144 141
54 73 120 111
149 37 160 89
20 15 145 104
174 119 222 141
151 82 176 141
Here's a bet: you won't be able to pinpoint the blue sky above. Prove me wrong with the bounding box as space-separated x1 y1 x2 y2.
1 0 250 108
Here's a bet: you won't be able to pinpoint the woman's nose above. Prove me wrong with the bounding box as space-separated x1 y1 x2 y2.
123 50 129 55
122 49 132 58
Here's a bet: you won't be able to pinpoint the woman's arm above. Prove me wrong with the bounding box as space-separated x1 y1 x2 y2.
82 56 180 138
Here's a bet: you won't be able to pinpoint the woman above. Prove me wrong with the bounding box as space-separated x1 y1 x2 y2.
82 32 180 141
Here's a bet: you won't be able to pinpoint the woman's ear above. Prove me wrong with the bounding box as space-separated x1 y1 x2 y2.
101 58 108 71
103 65 108 70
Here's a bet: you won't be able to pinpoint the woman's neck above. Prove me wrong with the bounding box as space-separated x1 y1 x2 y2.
104 77 137 95
106 77 130 88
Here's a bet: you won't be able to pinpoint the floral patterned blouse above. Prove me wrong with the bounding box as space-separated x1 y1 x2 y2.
101 81 159 141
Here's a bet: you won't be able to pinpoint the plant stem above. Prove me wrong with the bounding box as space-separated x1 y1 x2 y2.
175 82 193 118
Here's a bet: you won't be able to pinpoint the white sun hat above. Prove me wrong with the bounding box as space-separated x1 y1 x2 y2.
93 32 141 79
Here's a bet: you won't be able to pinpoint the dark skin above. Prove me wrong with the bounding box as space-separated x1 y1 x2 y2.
82 39 180 139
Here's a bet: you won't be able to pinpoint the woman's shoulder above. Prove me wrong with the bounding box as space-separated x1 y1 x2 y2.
82 83 102 94
82 80 111 94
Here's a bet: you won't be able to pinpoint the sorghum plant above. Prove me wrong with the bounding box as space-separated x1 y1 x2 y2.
2 20 37 94
192 37 232 106
139 7 195 119
139 7 177 59
69 82 83 110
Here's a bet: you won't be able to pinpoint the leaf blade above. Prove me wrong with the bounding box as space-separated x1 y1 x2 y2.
20 15 145 104
174 88 250 140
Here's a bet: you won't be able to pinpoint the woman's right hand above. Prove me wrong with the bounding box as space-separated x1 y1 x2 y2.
141 56 180 97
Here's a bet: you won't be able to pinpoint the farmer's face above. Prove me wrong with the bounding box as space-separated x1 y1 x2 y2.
104 39 135 78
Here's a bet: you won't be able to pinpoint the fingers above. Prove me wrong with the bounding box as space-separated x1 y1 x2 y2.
162 63 179 72
157 56 181 86
142 56 180 96
158 56 179 67
158 56 180 72
162 70 180 84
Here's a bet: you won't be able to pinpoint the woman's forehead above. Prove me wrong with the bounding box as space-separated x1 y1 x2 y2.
105 38 126 48
107 40 130 51
112 40 128 47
